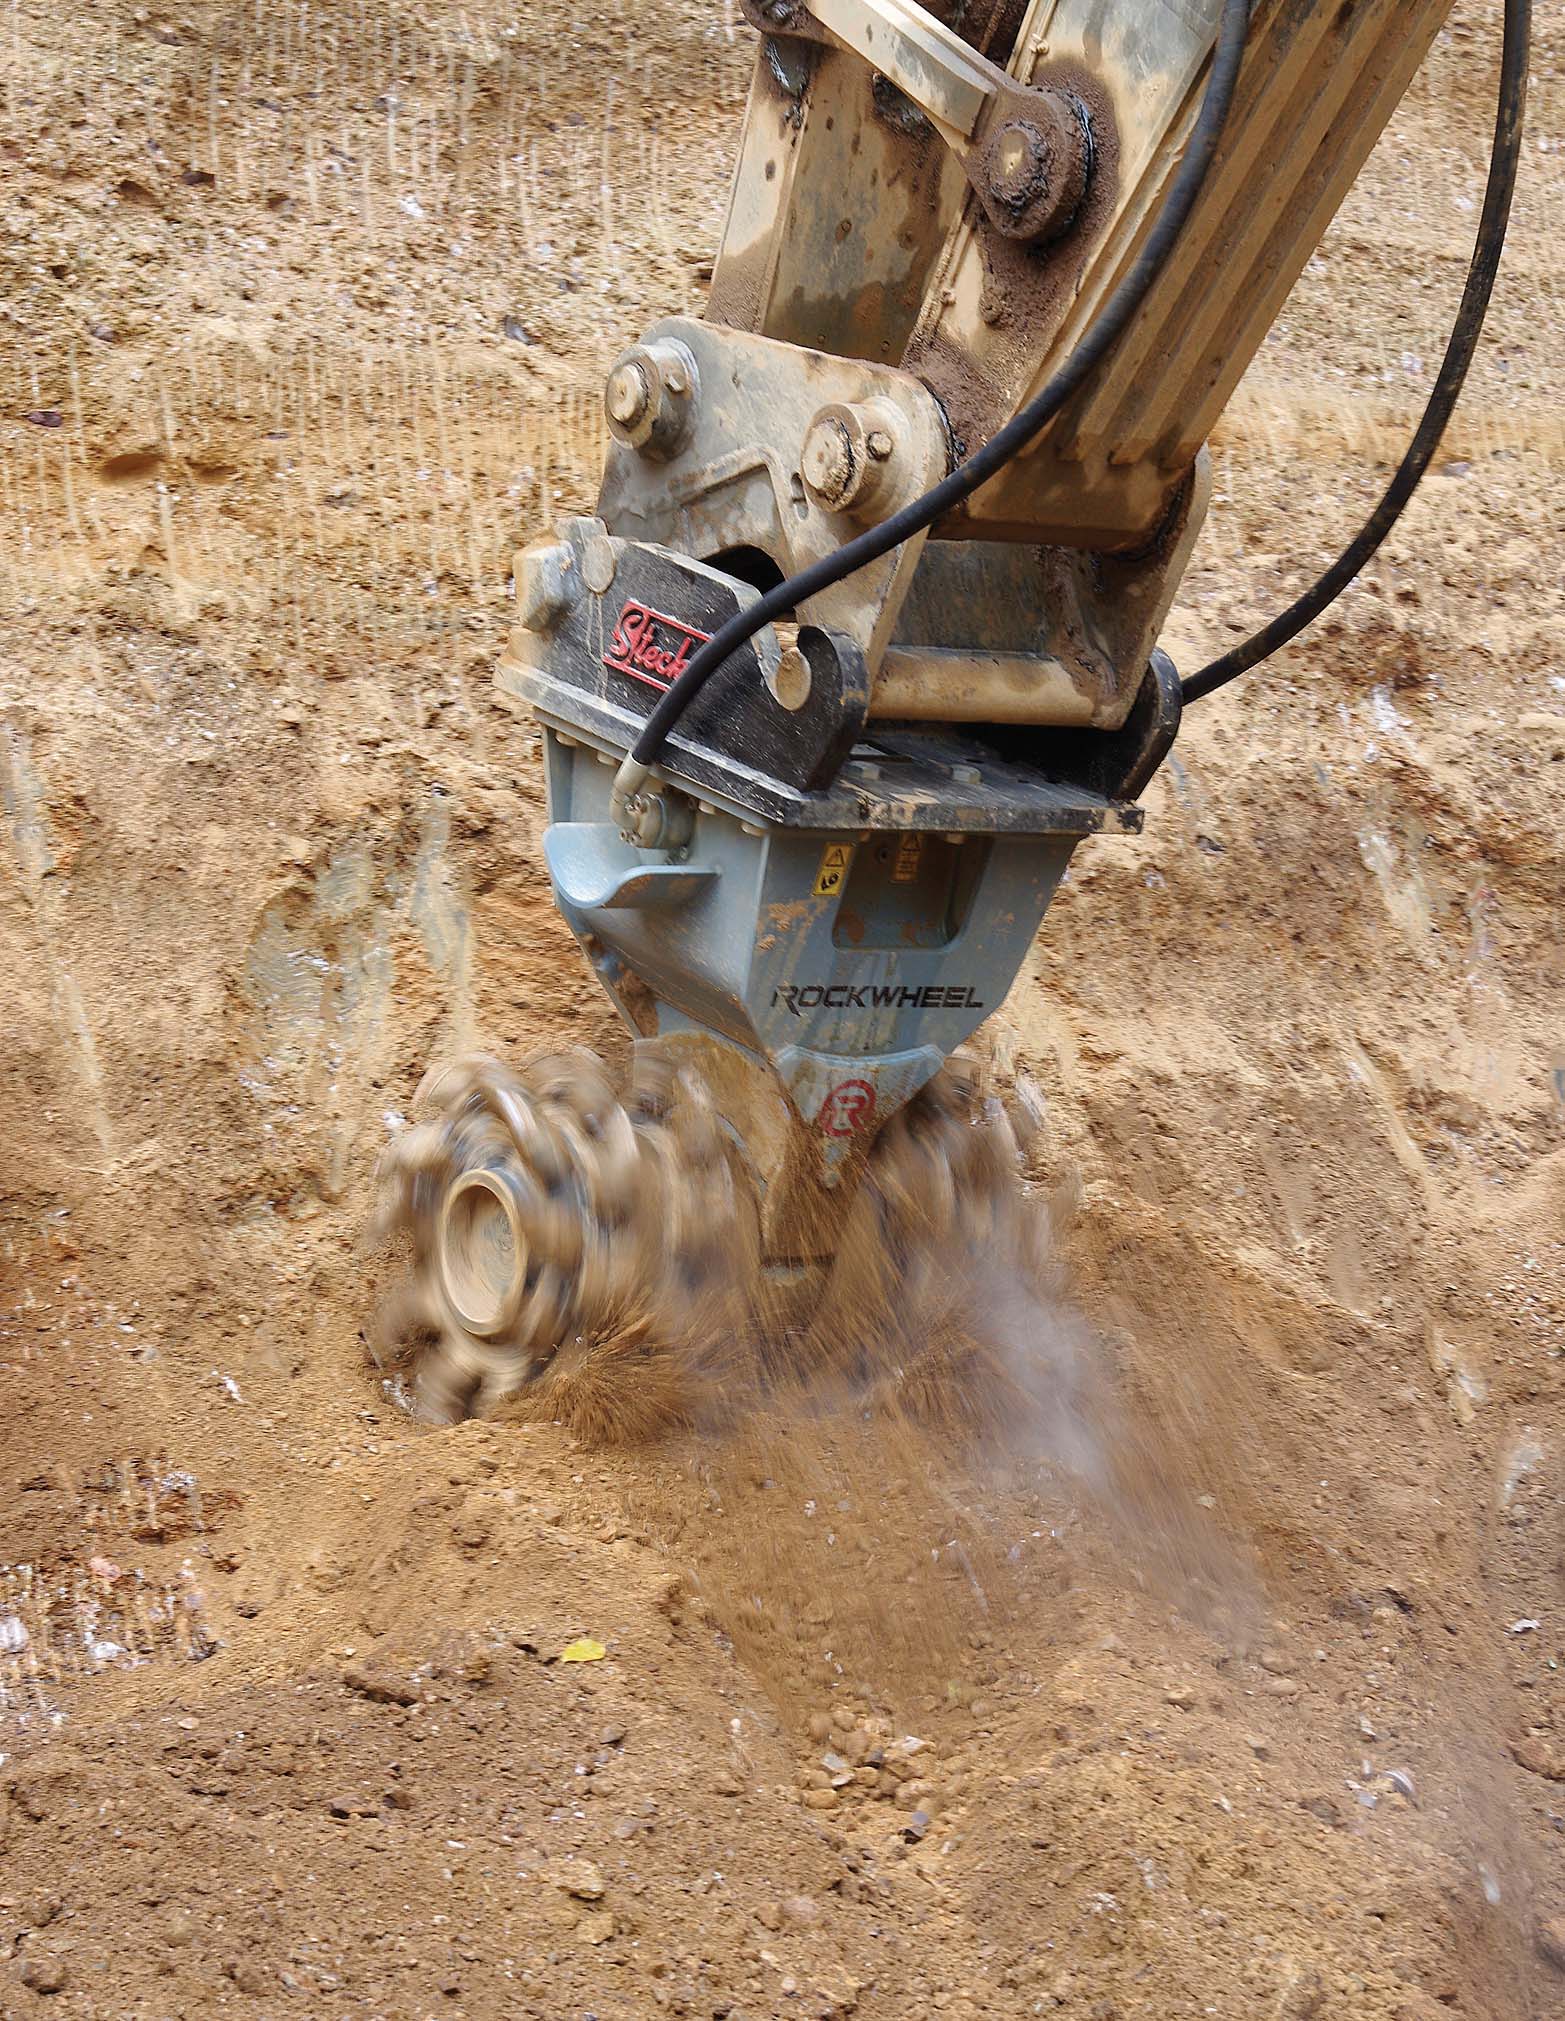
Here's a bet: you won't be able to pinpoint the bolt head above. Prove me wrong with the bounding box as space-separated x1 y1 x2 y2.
865 429 894 462
979 91 1091 245
606 362 650 428
770 643 812 712
801 415 855 508
991 121 1048 205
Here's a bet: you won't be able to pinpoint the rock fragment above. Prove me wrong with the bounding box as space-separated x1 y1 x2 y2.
550 1857 605 1901
19 1950 68 1994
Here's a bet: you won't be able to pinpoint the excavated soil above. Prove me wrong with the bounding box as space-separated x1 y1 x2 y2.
1 2 1563 2016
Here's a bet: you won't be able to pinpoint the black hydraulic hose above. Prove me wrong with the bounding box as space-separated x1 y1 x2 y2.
1181 0 1529 705
619 0 1253 785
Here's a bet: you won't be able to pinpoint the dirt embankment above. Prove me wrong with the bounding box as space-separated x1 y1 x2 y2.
1 1 1562 2016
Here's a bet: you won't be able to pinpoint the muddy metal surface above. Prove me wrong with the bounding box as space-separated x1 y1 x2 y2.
0 2 1563 2016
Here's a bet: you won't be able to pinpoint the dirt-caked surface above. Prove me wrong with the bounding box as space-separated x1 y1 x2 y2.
1 2 1562 2015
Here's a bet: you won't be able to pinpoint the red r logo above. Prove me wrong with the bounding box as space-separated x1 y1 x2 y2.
818 1079 877 1138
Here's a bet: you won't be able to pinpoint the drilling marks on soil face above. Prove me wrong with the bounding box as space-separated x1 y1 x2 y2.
0 721 112 1158
239 789 473 1204
0 1458 231 1738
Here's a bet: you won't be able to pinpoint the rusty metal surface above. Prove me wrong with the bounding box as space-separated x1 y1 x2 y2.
706 37 964 363
712 0 1454 546
936 0 1457 540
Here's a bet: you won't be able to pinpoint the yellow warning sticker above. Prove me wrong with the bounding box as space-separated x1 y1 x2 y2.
813 842 853 898
891 833 924 884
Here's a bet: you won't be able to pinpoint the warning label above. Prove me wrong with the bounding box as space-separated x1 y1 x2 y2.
891 834 923 884
813 842 853 897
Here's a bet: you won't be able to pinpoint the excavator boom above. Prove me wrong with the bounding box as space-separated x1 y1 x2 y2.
377 0 1476 1425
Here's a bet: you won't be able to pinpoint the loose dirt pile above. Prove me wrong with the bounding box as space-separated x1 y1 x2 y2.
1 1 1562 2016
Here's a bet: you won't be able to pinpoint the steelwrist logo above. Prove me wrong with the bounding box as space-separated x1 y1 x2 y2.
771 983 984 1016
604 600 708 690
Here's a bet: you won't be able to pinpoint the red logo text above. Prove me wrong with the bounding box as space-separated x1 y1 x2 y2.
604 600 709 691
817 1079 877 1139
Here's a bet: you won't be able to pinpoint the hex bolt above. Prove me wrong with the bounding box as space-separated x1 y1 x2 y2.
950 763 982 786
603 338 699 461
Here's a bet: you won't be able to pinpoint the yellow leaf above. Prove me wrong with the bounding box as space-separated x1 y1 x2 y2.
560 1637 607 1663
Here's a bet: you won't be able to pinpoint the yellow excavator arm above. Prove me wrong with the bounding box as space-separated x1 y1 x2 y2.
374 0 1526 1424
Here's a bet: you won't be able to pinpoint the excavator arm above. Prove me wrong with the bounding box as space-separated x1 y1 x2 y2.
376 0 1505 1425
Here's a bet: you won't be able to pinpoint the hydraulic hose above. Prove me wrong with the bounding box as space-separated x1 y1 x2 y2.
611 0 1253 818
1181 0 1529 705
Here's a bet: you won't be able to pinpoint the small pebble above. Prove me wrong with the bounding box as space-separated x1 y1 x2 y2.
19 1952 68 1994
801 1787 839 1811
552 1858 605 1901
